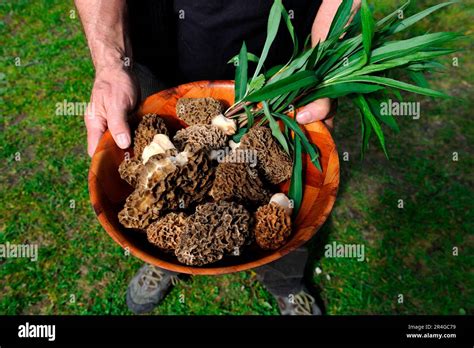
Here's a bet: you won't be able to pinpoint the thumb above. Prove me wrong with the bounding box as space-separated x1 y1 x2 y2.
296 98 332 124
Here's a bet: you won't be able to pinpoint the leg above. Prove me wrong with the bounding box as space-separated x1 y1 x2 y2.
254 247 322 315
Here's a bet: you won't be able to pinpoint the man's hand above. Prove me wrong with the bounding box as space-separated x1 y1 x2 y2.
85 66 138 156
75 0 135 156
296 0 361 128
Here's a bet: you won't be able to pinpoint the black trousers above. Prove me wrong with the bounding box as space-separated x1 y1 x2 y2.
133 63 309 297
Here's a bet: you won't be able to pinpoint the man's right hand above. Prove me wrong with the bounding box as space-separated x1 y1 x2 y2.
75 0 135 156
85 65 138 157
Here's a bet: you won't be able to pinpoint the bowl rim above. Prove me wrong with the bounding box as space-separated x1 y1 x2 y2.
88 80 340 275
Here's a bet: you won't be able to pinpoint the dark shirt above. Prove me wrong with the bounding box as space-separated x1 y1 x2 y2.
127 0 321 85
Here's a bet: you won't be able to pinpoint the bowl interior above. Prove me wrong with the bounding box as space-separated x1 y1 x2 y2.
88 80 340 275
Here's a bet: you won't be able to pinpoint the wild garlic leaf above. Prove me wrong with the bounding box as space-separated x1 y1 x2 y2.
253 0 282 80
276 113 322 171
361 0 375 61
262 101 290 154
387 1 460 35
297 83 385 106
327 0 354 40
246 71 317 102
354 94 388 158
336 75 449 98
235 42 248 101
289 136 303 216
227 52 259 65
366 96 400 133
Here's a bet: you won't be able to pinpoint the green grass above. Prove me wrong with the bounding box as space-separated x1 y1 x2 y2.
1 0 473 315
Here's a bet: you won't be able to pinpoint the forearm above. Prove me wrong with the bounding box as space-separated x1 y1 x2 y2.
75 0 131 72
311 0 361 46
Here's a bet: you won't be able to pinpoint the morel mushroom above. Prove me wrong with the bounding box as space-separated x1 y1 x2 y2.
253 193 293 250
119 137 215 230
118 157 143 187
173 124 228 152
133 113 169 159
240 126 293 184
146 212 188 252
175 201 251 266
176 97 224 126
210 159 271 206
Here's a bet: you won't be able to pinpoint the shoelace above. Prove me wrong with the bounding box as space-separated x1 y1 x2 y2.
293 291 316 315
140 266 164 290
140 266 179 290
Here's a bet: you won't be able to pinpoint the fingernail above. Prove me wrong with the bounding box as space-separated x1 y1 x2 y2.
116 133 130 149
296 111 312 124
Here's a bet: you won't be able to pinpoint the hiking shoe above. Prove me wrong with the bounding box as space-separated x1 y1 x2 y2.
276 286 322 315
126 264 179 314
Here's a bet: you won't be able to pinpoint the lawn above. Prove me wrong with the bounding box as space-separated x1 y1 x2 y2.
1 0 472 315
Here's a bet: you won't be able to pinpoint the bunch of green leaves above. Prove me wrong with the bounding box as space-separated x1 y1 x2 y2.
227 0 463 214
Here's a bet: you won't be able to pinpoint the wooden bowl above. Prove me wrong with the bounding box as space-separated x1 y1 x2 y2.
88 80 339 275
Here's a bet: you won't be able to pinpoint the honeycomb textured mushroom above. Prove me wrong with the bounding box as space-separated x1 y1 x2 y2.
118 149 215 230
146 212 188 252
240 126 293 184
210 160 272 205
173 125 228 152
175 201 251 266
133 113 169 159
253 201 292 250
176 98 224 126
118 188 158 230
118 157 143 187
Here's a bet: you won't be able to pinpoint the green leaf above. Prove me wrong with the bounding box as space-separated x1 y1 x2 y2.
248 74 266 93
327 0 354 40
306 41 321 70
361 0 375 60
354 94 388 158
407 61 446 71
243 105 254 129
359 104 372 158
297 83 385 106
280 1 298 58
367 96 400 133
325 48 456 82
388 1 459 35
245 70 317 102
349 49 457 77
408 70 429 88
335 75 450 98
284 124 295 153
232 127 248 143
289 136 303 216
235 42 248 101
275 113 322 171
227 52 259 65
253 0 282 80
265 64 285 79
262 101 290 154
376 1 410 29
269 48 313 83
370 32 462 64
